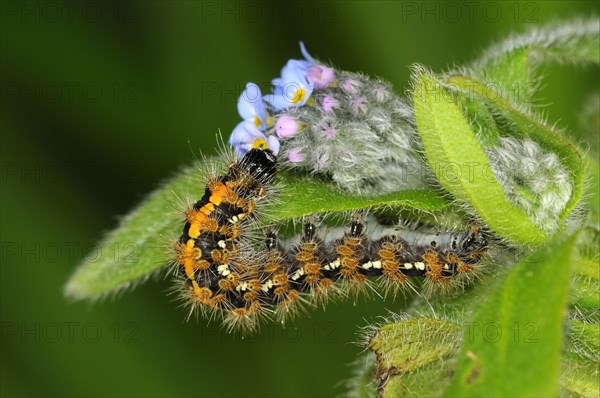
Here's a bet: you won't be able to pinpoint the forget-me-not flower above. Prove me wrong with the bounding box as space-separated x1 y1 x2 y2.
264 42 317 110
238 82 267 130
229 121 280 157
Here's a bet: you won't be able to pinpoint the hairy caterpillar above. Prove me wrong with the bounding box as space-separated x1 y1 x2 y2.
173 148 488 332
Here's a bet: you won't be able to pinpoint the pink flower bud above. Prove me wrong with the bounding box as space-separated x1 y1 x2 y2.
275 115 300 138
287 147 306 163
321 95 340 114
351 96 367 114
307 65 336 89
341 79 359 94
321 125 337 139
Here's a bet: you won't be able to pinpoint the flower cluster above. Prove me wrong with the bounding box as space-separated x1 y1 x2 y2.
229 43 431 193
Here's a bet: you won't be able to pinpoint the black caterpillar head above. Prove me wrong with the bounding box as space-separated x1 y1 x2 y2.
459 224 488 253
239 148 277 184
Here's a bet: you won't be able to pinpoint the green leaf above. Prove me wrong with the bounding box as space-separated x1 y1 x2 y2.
568 252 599 318
584 155 600 227
65 162 449 299
412 66 546 244
479 47 531 104
443 234 577 397
560 357 600 398
442 21 596 226
343 355 378 398
575 258 600 280
567 320 600 362
475 18 600 68
269 172 448 221
564 233 599 388
570 275 600 313
368 318 462 398
470 18 600 104
444 74 586 220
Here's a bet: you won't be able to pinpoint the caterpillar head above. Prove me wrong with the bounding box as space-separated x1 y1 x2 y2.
459 224 488 258
239 148 277 184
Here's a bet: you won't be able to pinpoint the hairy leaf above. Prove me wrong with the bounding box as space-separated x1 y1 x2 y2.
443 234 577 397
560 357 600 398
368 318 462 398
413 66 546 244
470 18 600 103
444 74 585 220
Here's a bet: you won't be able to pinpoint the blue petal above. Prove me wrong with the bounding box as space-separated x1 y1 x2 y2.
271 77 283 91
266 78 314 110
265 93 294 111
284 59 312 76
277 60 311 88
230 121 265 156
237 83 259 119
266 44 316 111
237 83 267 129
267 135 281 155
299 41 315 64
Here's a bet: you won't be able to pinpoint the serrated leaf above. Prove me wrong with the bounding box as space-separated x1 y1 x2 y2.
368 318 462 398
444 74 586 220
443 234 577 397
65 162 449 299
412 67 546 244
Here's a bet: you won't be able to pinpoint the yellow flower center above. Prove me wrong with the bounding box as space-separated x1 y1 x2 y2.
292 88 306 104
252 138 268 150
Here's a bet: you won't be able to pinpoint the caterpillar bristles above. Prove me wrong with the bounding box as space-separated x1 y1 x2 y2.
378 274 416 302
274 291 313 325
171 146 489 333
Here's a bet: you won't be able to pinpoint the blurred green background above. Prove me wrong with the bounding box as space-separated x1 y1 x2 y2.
1 1 598 397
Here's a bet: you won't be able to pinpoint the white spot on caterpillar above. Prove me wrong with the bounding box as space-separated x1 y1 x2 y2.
415 262 426 271
217 264 230 276
291 268 305 281
329 259 341 269
443 264 449 270
217 240 226 248
372 260 382 269
261 280 273 292
403 262 413 269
